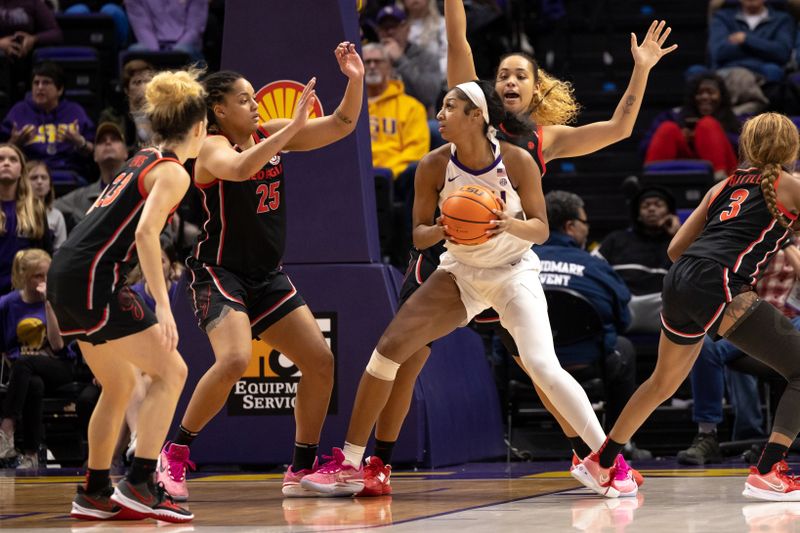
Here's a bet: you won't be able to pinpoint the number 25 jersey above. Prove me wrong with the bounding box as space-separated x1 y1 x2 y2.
683 167 798 284
191 127 286 279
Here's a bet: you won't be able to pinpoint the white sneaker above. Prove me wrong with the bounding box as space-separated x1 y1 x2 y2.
0 430 16 459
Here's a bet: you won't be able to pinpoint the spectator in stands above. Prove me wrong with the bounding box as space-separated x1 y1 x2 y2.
0 62 94 179
365 43 429 189
678 240 800 465
709 0 794 83
374 4 442 112
641 73 740 180
0 248 68 469
402 0 447 78
0 143 51 294
595 186 679 334
536 191 636 431
99 59 155 152
63 2 130 48
0 0 62 60
124 0 208 62
54 120 126 231
26 160 65 249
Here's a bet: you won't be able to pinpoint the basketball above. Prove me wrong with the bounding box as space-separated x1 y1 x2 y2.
441 184 501 245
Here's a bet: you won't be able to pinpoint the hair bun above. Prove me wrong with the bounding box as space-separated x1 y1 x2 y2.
145 69 206 114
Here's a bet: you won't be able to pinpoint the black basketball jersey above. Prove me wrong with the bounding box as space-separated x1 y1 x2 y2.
684 168 798 284
496 124 546 176
51 148 180 310
191 127 286 278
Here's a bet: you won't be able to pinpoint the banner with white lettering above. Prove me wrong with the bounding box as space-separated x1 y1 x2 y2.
226 313 337 415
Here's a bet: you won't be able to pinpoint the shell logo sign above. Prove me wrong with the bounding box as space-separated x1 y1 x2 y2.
255 80 324 122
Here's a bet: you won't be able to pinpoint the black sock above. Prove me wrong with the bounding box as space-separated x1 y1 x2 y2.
128 457 158 485
291 442 318 471
173 425 198 447
757 442 789 475
373 439 396 465
85 468 110 493
598 438 625 469
568 437 592 460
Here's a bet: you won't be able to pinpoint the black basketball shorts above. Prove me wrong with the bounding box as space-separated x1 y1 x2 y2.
50 284 157 345
186 257 305 338
660 256 752 345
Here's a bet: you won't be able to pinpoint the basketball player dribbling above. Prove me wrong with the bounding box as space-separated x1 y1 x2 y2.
344 5 677 497
156 42 365 500
301 80 637 497
48 70 207 523
575 113 800 501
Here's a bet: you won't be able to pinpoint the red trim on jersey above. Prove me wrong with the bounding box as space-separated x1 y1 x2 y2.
250 279 298 327
536 125 546 176
136 156 180 199
414 254 423 285
733 219 776 273
206 266 245 306
60 305 110 336
750 227 791 282
194 186 213 260
217 184 226 265
257 124 271 139
773 174 800 221
660 313 706 339
187 267 203 328
722 267 732 303
86 199 146 310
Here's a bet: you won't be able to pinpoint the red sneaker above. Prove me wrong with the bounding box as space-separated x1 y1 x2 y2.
743 461 800 501
357 456 392 497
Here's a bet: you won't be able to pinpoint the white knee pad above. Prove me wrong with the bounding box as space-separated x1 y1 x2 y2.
365 349 401 381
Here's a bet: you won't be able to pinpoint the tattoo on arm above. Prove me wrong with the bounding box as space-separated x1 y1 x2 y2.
622 95 636 115
334 108 352 125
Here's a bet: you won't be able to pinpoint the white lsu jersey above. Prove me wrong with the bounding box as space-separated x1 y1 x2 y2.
439 142 534 268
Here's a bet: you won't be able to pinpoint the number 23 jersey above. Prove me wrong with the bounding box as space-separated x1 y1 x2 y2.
683 167 798 284
190 127 286 279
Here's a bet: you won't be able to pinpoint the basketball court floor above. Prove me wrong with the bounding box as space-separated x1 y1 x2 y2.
2 460 795 532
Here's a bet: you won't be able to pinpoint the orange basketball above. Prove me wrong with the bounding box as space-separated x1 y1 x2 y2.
441 184 501 245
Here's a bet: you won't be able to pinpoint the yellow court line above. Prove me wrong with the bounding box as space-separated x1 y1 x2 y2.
192 474 283 482
13 476 84 483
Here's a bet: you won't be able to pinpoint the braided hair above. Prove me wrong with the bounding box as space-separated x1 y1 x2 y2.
203 70 245 133
739 113 800 228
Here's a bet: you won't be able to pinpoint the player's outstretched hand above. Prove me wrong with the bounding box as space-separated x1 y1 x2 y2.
631 19 678 70
291 77 317 129
335 41 364 80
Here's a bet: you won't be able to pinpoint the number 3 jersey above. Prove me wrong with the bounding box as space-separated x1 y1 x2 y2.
49 147 180 310
684 167 798 284
190 127 286 279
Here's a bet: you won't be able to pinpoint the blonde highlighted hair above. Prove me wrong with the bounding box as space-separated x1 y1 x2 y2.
144 68 207 144
0 144 47 239
738 112 800 228
11 248 50 290
496 53 580 126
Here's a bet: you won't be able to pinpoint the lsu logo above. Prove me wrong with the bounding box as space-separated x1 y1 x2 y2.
255 80 324 122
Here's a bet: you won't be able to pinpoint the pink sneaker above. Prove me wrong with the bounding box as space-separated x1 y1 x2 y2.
299 448 364 496
571 453 637 498
571 453 644 488
156 442 195 502
357 456 392 497
282 457 320 497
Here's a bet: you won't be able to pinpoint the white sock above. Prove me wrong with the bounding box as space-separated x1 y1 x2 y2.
342 442 366 468
699 423 717 434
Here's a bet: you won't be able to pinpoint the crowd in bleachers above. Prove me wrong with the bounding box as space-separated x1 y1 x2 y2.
0 0 798 469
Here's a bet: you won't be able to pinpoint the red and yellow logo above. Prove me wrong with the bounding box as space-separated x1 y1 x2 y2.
256 80 324 122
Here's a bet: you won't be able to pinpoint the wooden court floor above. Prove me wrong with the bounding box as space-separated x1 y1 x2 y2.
2 463 798 532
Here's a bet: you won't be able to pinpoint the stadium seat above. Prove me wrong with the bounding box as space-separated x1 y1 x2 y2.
641 159 715 209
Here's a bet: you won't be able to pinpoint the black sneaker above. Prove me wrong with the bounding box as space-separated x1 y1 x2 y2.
677 431 723 465
71 484 147 521
111 477 194 523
